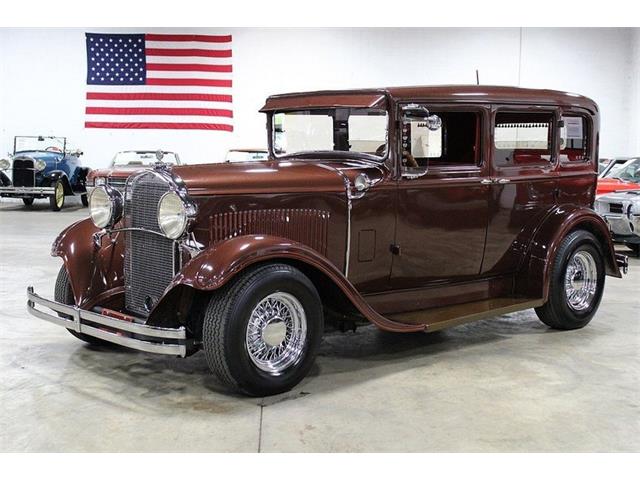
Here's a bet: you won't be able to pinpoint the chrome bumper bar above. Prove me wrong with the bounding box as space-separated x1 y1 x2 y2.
0 186 55 195
615 253 629 275
26 286 188 357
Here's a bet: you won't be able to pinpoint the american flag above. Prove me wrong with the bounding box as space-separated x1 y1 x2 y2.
84 32 233 131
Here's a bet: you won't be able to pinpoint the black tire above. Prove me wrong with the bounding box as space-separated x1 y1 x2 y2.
22 197 34 207
535 230 605 330
203 263 323 397
54 266 111 346
625 243 640 257
49 180 65 211
81 193 89 207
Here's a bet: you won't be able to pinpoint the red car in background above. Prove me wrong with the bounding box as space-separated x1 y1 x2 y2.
597 157 640 196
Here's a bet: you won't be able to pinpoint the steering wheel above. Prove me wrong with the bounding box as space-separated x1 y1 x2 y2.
45 146 62 153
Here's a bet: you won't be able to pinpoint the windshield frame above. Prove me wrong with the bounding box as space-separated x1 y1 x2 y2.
110 150 181 167
603 158 640 181
268 108 390 163
13 136 67 155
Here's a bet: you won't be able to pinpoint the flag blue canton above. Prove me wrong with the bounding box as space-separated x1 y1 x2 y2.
86 33 146 85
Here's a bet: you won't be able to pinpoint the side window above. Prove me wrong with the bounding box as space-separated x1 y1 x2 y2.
494 112 554 167
560 115 589 162
401 111 480 168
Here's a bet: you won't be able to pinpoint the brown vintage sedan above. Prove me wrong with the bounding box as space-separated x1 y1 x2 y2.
27 85 628 396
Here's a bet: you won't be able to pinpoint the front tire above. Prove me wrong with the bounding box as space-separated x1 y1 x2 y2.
202 263 323 397
22 197 34 207
535 230 605 330
81 193 89 207
54 267 111 346
49 180 65 211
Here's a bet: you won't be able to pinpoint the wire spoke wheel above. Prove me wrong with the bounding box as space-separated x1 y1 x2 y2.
564 250 598 312
55 182 64 208
245 292 307 375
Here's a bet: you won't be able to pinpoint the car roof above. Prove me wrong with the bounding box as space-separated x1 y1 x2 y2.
261 85 598 113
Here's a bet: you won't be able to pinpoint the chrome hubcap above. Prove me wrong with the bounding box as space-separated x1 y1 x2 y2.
246 292 307 375
564 250 598 312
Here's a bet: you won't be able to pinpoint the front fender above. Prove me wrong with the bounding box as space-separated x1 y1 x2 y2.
159 234 422 333
52 218 124 307
516 205 621 301
42 170 72 194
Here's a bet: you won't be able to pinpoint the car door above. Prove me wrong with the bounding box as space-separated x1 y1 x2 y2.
481 106 559 276
390 105 491 289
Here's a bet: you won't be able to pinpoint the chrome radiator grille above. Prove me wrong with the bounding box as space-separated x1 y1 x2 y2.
124 171 178 317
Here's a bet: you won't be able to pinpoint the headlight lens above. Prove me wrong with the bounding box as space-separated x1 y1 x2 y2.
158 192 188 239
0 159 10 170
94 177 106 186
35 159 46 171
89 186 122 229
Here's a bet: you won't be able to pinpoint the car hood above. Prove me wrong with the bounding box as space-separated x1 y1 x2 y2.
172 158 386 196
15 150 64 164
597 189 640 202
89 165 150 179
597 178 640 194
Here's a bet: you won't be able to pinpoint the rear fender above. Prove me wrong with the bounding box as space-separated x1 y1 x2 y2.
516 205 621 301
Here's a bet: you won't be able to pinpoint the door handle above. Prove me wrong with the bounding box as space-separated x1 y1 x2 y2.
497 178 511 184
480 179 493 185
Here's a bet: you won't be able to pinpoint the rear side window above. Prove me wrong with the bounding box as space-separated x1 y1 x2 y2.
560 115 589 162
494 112 554 166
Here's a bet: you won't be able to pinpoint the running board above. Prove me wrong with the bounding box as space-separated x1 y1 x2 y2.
386 297 544 332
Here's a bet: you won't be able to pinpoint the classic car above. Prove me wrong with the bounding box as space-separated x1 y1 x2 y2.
595 189 640 256
0 136 90 211
27 86 628 397
88 150 181 191
597 157 640 195
224 148 269 163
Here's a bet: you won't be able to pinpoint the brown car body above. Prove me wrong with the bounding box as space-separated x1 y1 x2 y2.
28 85 627 394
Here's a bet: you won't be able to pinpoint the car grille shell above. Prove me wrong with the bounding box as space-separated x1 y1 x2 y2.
12 158 35 188
124 171 178 317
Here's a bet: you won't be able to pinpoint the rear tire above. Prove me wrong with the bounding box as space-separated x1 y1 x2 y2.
22 197 34 207
535 230 605 330
49 180 65 211
202 263 323 397
54 266 111 346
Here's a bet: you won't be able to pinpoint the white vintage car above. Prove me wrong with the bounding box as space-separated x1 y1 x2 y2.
595 189 640 256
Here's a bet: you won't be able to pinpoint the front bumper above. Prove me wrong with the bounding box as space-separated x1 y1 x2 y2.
27 286 188 356
0 186 55 196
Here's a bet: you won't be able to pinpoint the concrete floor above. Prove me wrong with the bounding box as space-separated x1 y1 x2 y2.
1 196 638 452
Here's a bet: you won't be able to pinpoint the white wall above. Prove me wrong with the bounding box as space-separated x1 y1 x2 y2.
0 27 638 169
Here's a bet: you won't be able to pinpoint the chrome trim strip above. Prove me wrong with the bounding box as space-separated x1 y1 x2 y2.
0 186 55 195
27 286 187 356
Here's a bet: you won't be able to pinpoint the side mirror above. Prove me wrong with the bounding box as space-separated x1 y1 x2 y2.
402 104 442 131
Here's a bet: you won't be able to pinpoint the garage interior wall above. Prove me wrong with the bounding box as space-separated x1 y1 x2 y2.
0 27 638 169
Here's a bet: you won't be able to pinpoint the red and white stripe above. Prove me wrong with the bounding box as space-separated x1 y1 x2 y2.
85 33 233 131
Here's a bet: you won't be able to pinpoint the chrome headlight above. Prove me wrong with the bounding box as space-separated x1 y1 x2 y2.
89 185 123 229
0 159 10 170
35 159 46 172
158 191 192 239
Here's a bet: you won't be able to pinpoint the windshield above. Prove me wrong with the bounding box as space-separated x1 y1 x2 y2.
225 150 269 162
14 136 65 154
604 158 640 182
272 108 388 159
112 151 179 166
